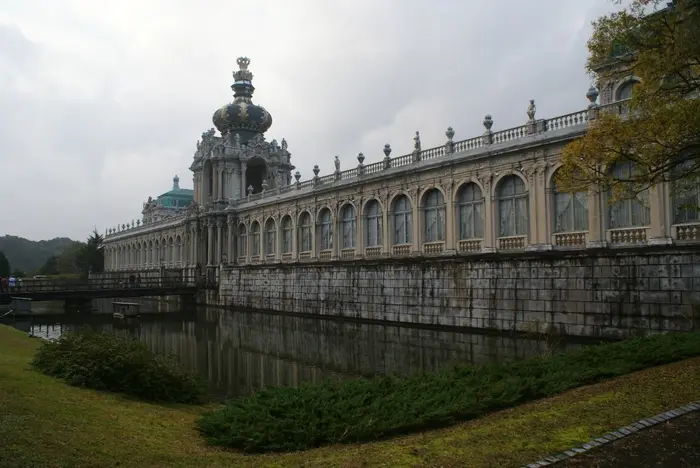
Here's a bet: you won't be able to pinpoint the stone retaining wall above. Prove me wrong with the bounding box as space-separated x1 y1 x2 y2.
219 246 700 338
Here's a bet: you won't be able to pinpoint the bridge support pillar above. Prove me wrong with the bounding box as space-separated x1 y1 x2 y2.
64 297 93 313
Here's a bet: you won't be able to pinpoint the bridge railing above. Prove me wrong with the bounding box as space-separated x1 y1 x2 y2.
3 276 201 294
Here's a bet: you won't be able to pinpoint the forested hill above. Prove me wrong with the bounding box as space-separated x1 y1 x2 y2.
0 235 76 274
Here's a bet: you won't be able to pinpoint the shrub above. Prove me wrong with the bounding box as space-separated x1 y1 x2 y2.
197 331 700 453
32 329 204 404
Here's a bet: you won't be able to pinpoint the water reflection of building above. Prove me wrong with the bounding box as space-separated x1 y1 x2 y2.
27 306 582 399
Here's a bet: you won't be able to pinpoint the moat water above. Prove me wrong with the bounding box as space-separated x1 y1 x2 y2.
3 298 594 400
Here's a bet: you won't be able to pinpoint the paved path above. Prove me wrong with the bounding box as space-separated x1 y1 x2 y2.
557 410 700 467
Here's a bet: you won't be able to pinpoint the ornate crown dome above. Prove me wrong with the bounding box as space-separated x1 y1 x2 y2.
212 57 273 139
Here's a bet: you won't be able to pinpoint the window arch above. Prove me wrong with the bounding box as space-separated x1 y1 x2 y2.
392 194 413 245
608 161 650 228
250 221 261 257
457 183 484 239
497 175 528 237
298 212 312 253
281 216 293 254
616 80 638 101
551 169 588 233
317 208 333 251
672 159 700 224
365 199 383 247
264 218 276 256
237 224 247 257
340 204 356 249
422 189 445 242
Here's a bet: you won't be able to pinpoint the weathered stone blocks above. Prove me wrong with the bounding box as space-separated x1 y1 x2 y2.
219 246 700 338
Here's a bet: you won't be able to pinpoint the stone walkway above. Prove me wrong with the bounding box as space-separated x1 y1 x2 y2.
555 410 700 467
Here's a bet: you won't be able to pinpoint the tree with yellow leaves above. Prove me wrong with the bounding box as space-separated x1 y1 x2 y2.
557 0 700 212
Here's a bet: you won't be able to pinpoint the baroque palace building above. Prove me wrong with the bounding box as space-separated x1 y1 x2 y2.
102 56 699 276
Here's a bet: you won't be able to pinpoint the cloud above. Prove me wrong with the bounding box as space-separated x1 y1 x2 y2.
0 0 620 241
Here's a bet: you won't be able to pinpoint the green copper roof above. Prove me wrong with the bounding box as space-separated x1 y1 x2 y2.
156 176 194 208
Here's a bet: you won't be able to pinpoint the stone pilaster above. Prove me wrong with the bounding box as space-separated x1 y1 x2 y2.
480 174 495 252
227 217 234 263
207 219 214 266
444 183 455 253
586 187 606 248
648 182 673 245
216 218 223 264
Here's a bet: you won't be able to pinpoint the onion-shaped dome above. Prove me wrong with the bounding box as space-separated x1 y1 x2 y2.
212 57 273 136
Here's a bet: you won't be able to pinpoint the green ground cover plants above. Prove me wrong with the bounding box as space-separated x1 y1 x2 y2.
3 324 700 467
197 331 700 453
31 328 204 403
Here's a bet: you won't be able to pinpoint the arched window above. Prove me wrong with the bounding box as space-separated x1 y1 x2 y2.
264 219 276 256
298 212 312 253
422 189 445 242
457 183 484 239
340 204 356 249
317 208 333 251
616 81 637 101
237 224 247 257
281 216 293 254
392 194 412 245
365 200 382 247
608 161 650 228
672 160 700 224
551 170 588 233
497 175 528 237
250 221 260 257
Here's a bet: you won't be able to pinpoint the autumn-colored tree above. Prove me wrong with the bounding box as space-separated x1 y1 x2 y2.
557 0 700 208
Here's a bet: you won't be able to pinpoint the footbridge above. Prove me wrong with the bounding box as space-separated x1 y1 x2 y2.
0 275 216 306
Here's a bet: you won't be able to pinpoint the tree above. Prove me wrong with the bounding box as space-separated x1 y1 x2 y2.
12 269 27 278
76 229 104 276
0 251 10 277
55 242 85 275
557 0 700 207
37 255 59 276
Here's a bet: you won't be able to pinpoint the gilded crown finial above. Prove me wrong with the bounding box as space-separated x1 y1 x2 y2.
233 56 254 82
237 57 250 70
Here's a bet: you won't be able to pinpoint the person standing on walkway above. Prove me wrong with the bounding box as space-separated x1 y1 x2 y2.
8 275 15 291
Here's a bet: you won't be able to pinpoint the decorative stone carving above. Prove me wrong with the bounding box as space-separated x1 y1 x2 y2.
357 153 365 176
247 185 253 196
445 126 455 154
483 115 494 131
383 144 392 170
527 99 536 122
482 115 494 145
413 131 421 152
262 179 268 192
313 165 320 177
334 155 340 173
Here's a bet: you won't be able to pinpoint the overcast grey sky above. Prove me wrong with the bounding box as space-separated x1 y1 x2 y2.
0 0 622 241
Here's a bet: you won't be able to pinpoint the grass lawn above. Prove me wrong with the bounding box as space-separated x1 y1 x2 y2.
1 324 700 467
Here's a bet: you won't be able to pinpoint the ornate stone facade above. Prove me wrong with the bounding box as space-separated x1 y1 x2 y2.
102 58 700 275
